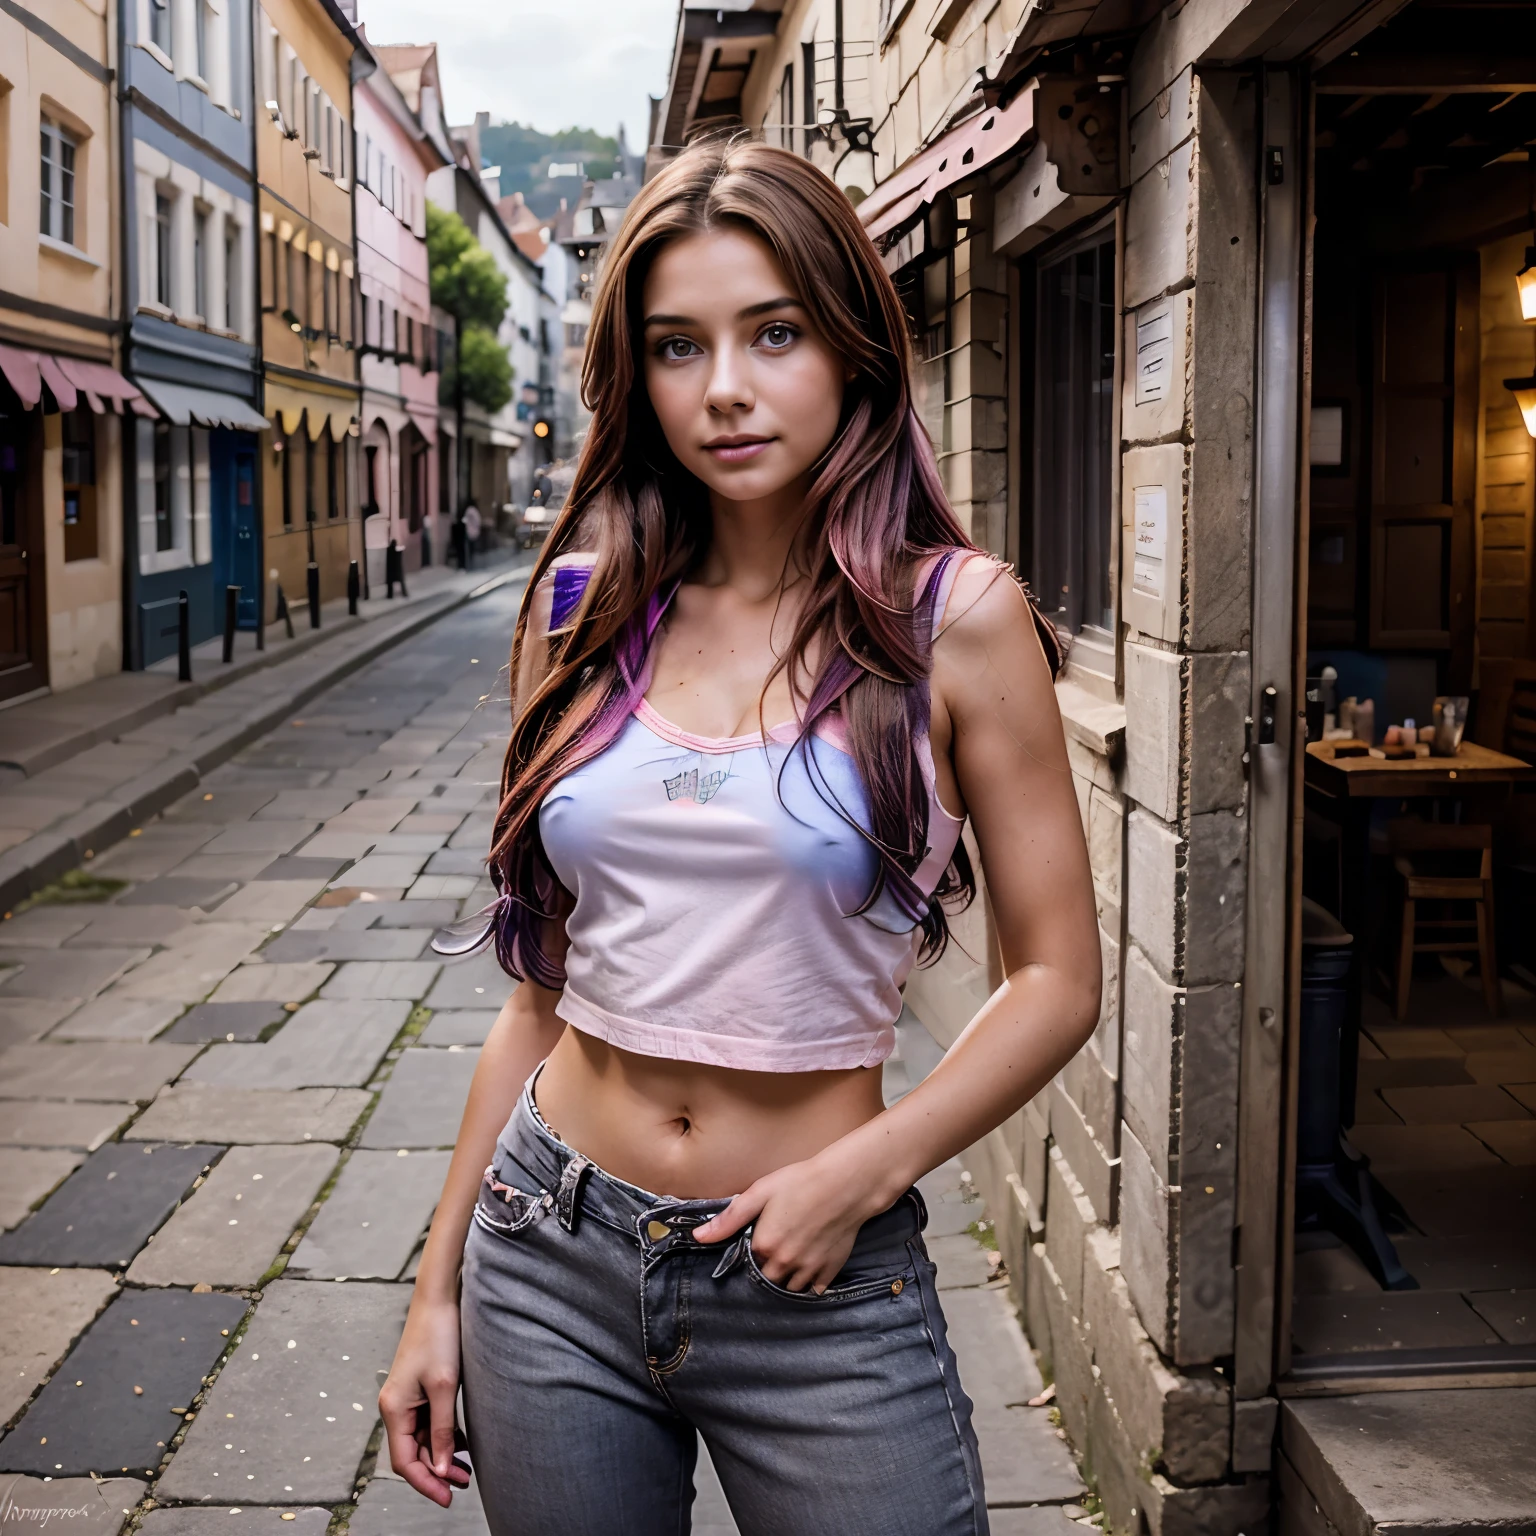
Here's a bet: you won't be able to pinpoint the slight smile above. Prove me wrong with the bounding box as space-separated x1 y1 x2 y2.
703 434 775 464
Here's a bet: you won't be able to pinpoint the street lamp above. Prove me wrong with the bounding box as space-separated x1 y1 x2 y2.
1504 374 1536 437
1518 248 1536 323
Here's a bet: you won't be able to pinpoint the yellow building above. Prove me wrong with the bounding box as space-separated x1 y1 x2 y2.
0 0 151 701
254 0 361 621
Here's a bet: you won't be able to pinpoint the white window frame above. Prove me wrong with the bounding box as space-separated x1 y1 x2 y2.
40 118 78 246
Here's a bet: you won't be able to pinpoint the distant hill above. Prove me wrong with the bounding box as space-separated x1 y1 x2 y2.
478 123 619 220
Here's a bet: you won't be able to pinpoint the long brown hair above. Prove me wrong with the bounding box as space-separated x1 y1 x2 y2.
483 136 1058 987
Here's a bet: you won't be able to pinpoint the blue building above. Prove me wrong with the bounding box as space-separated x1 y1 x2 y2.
119 0 268 666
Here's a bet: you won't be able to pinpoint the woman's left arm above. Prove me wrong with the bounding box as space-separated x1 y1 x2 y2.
696 563 1101 1290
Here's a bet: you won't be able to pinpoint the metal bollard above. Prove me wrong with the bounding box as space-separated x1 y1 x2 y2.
222 584 241 664
274 581 296 640
385 541 398 600
396 541 409 599
307 562 321 629
177 589 192 683
347 559 360 616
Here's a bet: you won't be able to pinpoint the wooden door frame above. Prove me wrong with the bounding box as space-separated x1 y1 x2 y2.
0 409 51 703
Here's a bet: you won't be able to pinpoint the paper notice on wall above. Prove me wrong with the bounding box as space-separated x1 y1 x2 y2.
1133 485 1167 598
1135 305 1174 405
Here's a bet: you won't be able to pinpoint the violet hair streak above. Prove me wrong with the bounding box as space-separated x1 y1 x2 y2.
471 138 1063 989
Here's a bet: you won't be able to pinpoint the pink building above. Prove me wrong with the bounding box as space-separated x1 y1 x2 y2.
353 37 446 581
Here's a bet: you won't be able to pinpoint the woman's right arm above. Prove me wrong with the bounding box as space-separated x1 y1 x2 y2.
379 982 565 1505
379 561 575 1506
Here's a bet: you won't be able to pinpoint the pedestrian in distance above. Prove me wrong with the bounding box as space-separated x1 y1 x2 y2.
380 136 1100 1536
461 500 482 570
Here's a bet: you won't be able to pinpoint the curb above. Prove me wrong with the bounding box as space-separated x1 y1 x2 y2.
0 563 530 916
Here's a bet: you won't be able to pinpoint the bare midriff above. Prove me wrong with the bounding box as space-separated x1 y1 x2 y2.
532 1025 888 1198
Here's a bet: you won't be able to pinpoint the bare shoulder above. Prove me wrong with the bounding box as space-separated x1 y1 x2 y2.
932 555 1060 725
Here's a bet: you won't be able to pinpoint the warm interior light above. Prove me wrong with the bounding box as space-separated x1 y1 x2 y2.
1505 375 1536 437
1518 248 1536 322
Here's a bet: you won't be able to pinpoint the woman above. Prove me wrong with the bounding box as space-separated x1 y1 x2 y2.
379 138 1100 1536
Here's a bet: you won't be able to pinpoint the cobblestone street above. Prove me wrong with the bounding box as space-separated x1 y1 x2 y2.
0 580 1084 1536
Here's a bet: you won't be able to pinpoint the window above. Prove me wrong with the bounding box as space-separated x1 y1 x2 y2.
364 443 379 515
1032 233 1116 642
155 192 173 306
62 410 97 562
153 420 173 551
194 0 208 78
278 432 293 526
326 434 339 518
40 119 76 244
801 42 815 156
262 228 277 312
304 425 318 522
149 0 171 54
224 221 237 331
778 66 794 151
193 208 208 318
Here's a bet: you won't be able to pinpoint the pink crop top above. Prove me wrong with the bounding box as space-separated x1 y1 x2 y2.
533 553 974 1072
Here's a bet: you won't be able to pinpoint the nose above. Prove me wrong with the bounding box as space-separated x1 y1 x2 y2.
702 343 754 415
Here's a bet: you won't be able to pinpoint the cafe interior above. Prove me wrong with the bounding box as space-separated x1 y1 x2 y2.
1292 0 1536 1379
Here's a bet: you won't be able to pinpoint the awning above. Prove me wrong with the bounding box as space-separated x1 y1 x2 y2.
860 86 1038 243
407 402 440 441
560 299 593 328
264 379 359 441
137 378 268 433
489 427 523 450
0 343 156 415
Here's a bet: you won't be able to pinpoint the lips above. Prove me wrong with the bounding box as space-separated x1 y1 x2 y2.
703 435 773 464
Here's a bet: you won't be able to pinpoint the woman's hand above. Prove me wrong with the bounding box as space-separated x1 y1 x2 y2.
693 1143 897 1293
379 1297 472 1507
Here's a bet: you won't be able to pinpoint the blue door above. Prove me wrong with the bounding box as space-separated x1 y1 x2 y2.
211 431 260 629
232 448 258 627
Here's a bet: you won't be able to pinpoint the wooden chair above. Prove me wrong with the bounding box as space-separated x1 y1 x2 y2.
1388 820 1501 1020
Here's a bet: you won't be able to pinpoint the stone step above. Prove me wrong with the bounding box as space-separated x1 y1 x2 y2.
1281 1388 1536 1536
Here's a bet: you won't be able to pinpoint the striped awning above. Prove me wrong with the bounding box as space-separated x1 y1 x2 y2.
0 344 156 415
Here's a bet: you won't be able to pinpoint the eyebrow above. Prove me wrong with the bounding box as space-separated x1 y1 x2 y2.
642 296 805 327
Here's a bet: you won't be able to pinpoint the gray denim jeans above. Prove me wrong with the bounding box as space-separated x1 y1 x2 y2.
459 1078 988 1536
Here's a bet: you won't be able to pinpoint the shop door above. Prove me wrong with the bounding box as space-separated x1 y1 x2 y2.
232 449 259 627
1369 263 1478 688
0 413 47 702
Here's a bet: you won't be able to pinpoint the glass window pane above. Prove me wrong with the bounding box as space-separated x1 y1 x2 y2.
40 125 52 237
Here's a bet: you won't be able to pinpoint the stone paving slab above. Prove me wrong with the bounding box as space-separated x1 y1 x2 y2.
0 1474 145 1535
405 877 476 901
253 858 349 885
417 1011 498 1048
0 999 74 1049
139 1509 330 1536
0 1149 85 1230
127 1087 372 1146
360 1050 479 1149
252 790 358 822
0 909 92 946
91 829 218 881
287 1150 450 1281
1291 1290 1502 1355
0 1267 119 1422
208 965 334 1006
112 926 274 1005
350 1474 488 1535
366 834 450 857
0 1043 203 1104
126 1144 338 1289
297 831 378 861
0 1288 248 1479
261 929 432 963
988 1510 1082 1535
212 883 330 926
63 907 197 948
335 856 429 891
156 1280 411 1505
115 879 239 912
160 1004 288 1045
0 1142 220 1269
184 1002 408 1091
163 789 278 823
329 900 460 932
318 962 441 1002
46 1000 183 1043
421 850 486 878
1471 1289 1535 1343
0 1100 137 1151
171 855 282 884
200 824 322 857
421 954 510 1012
0 950 152 1003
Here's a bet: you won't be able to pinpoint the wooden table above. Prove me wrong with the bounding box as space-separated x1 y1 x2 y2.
1304 739 1533 1064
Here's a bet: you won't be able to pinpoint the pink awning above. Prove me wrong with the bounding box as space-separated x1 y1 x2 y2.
0 343 155 415
860 88 1037 242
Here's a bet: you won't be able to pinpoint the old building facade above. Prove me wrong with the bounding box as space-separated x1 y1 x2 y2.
0 0 149 700
654 0 1536 1530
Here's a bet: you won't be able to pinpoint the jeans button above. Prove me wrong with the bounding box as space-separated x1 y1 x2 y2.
647 1220 670 1241
891 1279 904 1295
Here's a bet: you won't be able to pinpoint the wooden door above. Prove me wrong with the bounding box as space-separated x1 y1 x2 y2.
0 412 47 703
1369 263 1477 688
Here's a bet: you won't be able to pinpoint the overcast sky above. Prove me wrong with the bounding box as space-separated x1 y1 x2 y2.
355 0 678 146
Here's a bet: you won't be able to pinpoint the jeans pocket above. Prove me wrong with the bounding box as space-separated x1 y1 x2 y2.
743 1230 916 1305
471 1166 552 1241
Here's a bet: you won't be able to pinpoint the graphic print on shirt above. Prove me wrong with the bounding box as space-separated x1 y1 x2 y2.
663 766 729 804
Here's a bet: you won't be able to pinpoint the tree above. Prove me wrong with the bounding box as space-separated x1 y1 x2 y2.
445 324 514 415
425 204 515 513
